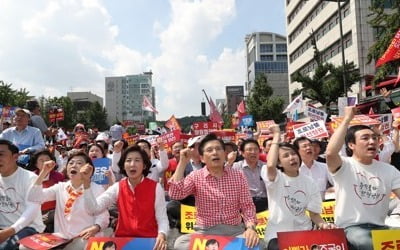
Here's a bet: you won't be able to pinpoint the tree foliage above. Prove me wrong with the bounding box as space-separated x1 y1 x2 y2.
246 74 286 123
367 0 400 83
292 37 361 112
0 81 30 107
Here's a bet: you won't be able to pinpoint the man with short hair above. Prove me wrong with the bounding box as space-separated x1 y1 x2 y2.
26 100 56 138
294 136 333 200
135 139 168 182
0 139 45 249
0 108 45 166
109 122 125 142
326 106 400 250
169 133 259 250
233 139 268 212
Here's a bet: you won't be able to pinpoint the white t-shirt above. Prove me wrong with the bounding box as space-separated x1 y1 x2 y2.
0 167 45 233
263 170 322 241
332 156 400 228
28 181 109 239
300 161 334 199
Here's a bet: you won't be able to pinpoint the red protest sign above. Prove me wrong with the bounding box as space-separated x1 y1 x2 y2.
213 130 236 142
192 122 219 136
159 130 181 147
256 120 276 133
278 229 348 250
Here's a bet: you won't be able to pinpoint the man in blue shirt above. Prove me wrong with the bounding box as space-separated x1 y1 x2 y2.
0 108 45 166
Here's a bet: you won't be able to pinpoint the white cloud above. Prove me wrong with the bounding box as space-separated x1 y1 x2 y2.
0 0 245 121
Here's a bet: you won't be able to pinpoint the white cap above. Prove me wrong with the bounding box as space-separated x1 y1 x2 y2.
188 135 204 148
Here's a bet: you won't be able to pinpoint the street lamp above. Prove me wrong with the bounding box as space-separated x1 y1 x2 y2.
324 0 348 97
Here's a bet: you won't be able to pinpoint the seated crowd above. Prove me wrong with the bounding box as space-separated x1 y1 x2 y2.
0 106 400 250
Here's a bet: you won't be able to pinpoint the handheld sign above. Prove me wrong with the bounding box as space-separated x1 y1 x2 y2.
91 158 111 185
19 233 70 249
86 237 156 250
189 234 260 250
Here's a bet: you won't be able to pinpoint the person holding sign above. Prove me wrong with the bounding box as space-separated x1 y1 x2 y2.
27 151 109 250
80 145 169 250
326 106 400 250
87 143 115 188
169 133 259 250
264 125 336 250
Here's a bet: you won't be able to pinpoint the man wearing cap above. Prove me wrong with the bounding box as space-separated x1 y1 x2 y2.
0 108 45 160
109 122 125 143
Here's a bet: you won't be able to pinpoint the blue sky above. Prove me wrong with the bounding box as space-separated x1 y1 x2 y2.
0 0 286 120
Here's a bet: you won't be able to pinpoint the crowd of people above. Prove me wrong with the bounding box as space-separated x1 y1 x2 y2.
0 99 399 250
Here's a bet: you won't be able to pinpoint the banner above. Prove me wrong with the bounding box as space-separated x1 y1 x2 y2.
338 97 357 116
86 237 156 250
305 105 327 122
209 98 223 124
277 229 348 250
239 115 254 127
180 204 268 238
19 233 70 249
376 28 400 67
91 158 111 185
192 122 219 136
376 114 393 135
293 120 329 139
256 120 276 133
371 229 400 250
189 235 260 250
213 130 236 142
159 130 181 147
330 115 381 130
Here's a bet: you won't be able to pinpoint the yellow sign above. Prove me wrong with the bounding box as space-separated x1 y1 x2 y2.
180 204 268 238
321 200 335 224
371 229 400 250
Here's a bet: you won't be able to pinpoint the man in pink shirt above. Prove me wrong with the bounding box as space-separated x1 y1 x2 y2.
169 133 259 250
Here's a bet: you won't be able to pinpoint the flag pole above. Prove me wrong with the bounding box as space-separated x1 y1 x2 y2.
202 89 211 105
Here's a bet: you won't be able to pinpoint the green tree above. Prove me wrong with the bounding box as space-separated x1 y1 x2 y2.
0 81 30 107
367 0 400 84
292 37 361 114
86 101 108 131
246 73 286 123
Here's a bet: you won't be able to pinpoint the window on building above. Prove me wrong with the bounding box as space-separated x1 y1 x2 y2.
260 55 274 61
260 44 273 53
276 44 287 53
276 55 287 61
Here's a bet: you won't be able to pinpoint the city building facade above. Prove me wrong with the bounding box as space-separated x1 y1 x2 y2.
105 72 155 125
245 32 289 106
285 0 376 105
67 91 103 112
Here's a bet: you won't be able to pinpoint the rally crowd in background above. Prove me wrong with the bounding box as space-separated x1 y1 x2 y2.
0 97 399 250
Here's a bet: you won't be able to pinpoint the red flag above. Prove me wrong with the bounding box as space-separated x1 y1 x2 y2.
142 95 158 114
209 98 223 124
165 115 181 131
376 28 400 67
395 66 400 87
237 100 246 116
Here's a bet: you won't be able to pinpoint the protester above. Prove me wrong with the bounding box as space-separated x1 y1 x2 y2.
0 139 45 249
169 133 259 250
27 151 109 250
293 136 334 200
264 125 336 250
0 108 45 167
326 106 400 250
26 99 56 138
233 138 268 212
87 143 115 188
81 145 169 250
135 138 168 182
109 122 125 142
28 149 65 233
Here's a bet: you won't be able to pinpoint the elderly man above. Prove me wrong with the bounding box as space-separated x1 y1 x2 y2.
169 133 259 250
233 138 268 212
326 106 400 250
0 108 45 166
0 139 45 249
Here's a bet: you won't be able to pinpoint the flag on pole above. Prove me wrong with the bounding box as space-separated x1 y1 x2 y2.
283 93 303 113
165 115 181 131
376 28 400 67
209 98 223 124
142 95 158 114
394 66 400 87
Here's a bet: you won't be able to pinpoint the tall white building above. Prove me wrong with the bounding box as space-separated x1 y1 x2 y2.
245 32 289 106
285 0 375 103
105 72 155 125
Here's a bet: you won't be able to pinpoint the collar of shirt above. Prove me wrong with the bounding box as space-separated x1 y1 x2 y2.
242 160 263 170
201 165 228 178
